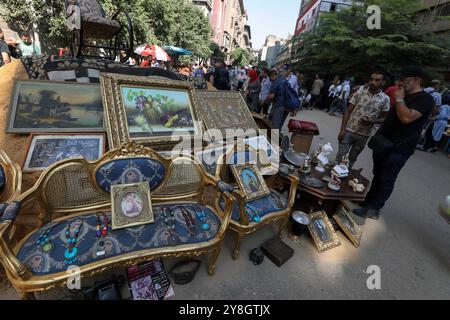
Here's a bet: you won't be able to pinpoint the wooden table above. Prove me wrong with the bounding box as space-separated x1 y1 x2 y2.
297 168 370 202
295 167 370 215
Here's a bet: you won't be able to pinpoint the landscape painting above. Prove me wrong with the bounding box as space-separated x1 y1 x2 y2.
7 80 104 133
121 86 195 138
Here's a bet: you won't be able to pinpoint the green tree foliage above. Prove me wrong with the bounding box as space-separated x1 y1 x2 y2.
0 0 212 58
230 47 251 66
296 0 450 80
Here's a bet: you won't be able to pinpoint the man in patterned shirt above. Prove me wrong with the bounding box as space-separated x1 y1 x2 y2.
336 72 390 168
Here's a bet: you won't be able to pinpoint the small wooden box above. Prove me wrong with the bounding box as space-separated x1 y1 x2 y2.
291 133 314 154
261 237 294 267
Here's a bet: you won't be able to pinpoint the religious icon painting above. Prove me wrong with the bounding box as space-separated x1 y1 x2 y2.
231 164 270 202
111 182 154 230
308 211 341 253
333 205 362 248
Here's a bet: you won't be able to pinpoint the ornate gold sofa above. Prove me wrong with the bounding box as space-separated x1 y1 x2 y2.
0 150 21 204
0 143 234 298
215 144 299 259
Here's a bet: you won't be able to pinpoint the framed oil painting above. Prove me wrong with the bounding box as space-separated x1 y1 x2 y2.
231 164 270 202
111 182 154 230
308 211 341 253
194 90 258 139
333 205 362 247
7 80 104 133
22 134 105 172
100 73 202 149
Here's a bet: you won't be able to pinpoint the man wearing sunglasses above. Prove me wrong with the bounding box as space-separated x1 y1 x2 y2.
336 71 390 168
354 66 434 220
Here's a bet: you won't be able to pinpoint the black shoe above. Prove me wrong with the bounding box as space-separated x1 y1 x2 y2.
353 207 369 218
365 208 380 220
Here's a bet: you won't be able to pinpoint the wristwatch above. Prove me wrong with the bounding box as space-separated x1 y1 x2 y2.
396 99 405 104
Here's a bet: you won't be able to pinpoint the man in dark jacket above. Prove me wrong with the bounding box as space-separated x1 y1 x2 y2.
354 66 434 220
210 59 230 90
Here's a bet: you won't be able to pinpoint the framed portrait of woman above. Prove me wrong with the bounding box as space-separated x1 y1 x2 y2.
111 182 154 230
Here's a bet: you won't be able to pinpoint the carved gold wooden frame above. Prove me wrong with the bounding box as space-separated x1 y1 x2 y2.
194 90 259 139
100 73 203 150
0 142 234 298
308 211 341 253
333 205 362 248
231 164 270 202
111 182 154 230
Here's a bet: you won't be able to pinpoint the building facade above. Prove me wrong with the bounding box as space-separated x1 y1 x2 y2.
417 0 450 35
210 0 252 63
290 0 352 66
192 0 214 20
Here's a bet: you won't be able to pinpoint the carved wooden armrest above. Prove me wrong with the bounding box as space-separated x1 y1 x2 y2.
0 202 30 282
285 174 299 209
203 174 235 237
232 190 251 226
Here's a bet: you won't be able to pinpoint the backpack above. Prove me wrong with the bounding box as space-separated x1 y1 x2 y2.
284 80 301 111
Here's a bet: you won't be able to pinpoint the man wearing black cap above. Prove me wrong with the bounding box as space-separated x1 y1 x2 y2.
354 66 434 220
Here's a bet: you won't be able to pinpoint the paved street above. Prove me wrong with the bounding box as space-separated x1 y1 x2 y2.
169 109 450 300
1 109 449 300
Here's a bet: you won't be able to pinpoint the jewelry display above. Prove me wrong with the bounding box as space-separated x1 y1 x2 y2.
179 206 197 236
36 224 57 254
161 207 180 245
64 219 83 265
192 205 211 231
244 204 261 222
96 240 106 257
96 212 109 238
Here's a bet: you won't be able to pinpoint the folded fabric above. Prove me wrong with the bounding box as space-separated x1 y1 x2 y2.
288 120 320 135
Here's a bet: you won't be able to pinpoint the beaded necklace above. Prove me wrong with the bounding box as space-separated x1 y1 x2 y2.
192 205 210 231
96 212 108 238
161 207 180 245
244 204 261 222
64 219 83 265
179 206 196 236
36 223 57 254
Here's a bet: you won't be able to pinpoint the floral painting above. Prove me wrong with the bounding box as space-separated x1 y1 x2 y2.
121 86 195 138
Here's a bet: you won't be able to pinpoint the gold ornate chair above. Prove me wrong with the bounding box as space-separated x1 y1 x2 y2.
0 143 233 299
0 150 21 204
215 144 298 259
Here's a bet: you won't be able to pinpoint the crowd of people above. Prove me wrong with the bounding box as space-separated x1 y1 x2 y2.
307 67 448 220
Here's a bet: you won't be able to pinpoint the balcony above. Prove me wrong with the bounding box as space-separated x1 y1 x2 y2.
193 0 213 11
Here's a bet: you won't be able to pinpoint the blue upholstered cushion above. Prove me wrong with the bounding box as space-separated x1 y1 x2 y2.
17 203 221 276
219 189 288 222
95 158 165 193
0 165 5 191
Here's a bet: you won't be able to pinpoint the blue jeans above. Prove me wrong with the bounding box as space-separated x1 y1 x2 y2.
271 107 288 130
363 151 410 210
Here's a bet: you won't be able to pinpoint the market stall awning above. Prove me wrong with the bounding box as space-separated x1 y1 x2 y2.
135 44 171 61
162 46 193 56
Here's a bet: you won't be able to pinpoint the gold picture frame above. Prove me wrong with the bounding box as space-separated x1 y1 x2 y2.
308 211 341 253
333 205 362 247
111 182 154 230
100 73 202 150
194 90 259 139
231 164 270 202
